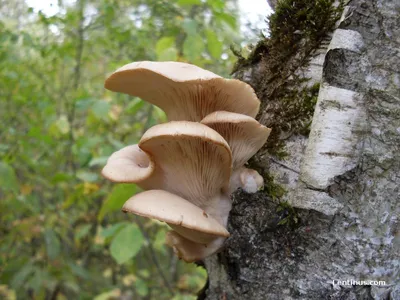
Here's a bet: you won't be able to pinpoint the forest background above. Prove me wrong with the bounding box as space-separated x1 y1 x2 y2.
0 0 271 299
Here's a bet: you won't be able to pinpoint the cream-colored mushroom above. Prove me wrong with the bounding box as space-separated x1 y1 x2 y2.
229 166 265 194
102 121 232 219
166 231 226 263
104 61 260 121
122 190 229 244
201 111 271 169
201 111 271 193
102 144 154 183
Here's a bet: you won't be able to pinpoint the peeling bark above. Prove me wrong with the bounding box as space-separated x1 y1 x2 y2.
202 1 400 299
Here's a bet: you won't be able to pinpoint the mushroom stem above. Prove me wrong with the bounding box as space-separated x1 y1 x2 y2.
229 167 264 194
166 231 227 263
201 193 232 229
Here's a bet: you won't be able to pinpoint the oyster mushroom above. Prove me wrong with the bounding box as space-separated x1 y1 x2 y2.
102 121 232 222
201 111 271 193
122 190 230 244
104 61 260 121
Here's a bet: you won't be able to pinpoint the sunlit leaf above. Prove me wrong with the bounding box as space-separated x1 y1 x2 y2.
110 224 144 264
156 37 178 61
215 12 237 29
183 34 205 62
205 29 223 59
207 0 225 11
177 0 202 5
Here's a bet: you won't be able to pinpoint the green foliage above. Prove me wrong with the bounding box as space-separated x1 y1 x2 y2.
110 224 144 264
98 184 137 221
276 201 300 229
0 0 244 298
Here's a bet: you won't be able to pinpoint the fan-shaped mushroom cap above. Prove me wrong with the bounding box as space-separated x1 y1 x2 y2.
201 111 271 169
101 144 154 183
104 61 260 121
101 121 232 209
166 231 226 262
138 121 232 208
123 190 229 244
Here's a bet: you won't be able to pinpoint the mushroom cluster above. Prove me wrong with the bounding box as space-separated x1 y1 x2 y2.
102 61 271 262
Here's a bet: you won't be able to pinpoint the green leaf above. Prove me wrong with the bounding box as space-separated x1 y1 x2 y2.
135 278 149 297
110 224 144 264
215 12 237 29
183 34 205 62
88 156 109 167
207 0 225 11
51 172 74 183
76 170 99 182
48 115 70 137
126 98 145 114
75 224 92 240
98 184 136 221
205 29 222 59
75 98 94 112
156 37 178 61
44 229 61 260
0 162 18 192
91 100 111 120
10 262 35 288
56 115 70 134
67 261 90 279
182 18 198 35
152 106 167 123
153 227 167 252
100 222 127 239
177 0 202 5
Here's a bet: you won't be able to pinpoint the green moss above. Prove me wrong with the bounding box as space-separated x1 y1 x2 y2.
233 0 344 201
263 173 287 200
276 201 300 229
233 0 343 157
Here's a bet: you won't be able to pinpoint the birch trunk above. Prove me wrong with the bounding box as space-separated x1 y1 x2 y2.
202 0 399 299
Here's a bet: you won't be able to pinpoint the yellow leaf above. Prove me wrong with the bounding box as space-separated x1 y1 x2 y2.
83 182 99 195
21 184 33 195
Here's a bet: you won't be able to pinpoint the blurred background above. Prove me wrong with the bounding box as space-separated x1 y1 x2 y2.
0 0 270 299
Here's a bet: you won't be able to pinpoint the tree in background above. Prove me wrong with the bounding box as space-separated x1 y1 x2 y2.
0 0 247 299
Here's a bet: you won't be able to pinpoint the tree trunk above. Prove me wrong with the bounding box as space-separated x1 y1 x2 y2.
202 0 399 299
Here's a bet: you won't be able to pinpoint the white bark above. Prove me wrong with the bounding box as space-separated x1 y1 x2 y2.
202 1 400 299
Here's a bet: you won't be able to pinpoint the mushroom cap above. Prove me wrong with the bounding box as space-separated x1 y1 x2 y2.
101 144 154 183
122 190 230 244
104 61 260 121
201 111 271 169
137 121 232 207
